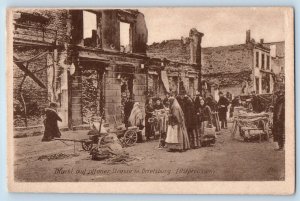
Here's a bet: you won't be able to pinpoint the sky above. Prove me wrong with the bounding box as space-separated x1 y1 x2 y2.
139 7 286 47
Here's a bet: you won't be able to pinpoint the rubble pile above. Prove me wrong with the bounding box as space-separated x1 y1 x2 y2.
90 133 130 162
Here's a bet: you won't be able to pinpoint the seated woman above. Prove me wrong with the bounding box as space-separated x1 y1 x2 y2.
42 102 62 142
128 102 144 130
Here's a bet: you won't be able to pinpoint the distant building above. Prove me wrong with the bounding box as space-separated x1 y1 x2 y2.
263 41 285 92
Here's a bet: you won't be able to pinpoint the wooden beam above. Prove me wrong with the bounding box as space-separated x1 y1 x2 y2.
13 56 46 89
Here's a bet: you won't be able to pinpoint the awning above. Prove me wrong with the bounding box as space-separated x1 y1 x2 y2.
161 70 170 93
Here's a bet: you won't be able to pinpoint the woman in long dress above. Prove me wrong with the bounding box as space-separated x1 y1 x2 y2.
165 97 190 151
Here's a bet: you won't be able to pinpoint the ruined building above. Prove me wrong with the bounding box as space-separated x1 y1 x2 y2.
13 9 203 129
148 30 281 101
263 41 285 92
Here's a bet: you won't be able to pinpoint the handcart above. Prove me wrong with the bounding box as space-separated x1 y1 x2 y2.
231 111 272 142
53 112 106 152
110 126 139 147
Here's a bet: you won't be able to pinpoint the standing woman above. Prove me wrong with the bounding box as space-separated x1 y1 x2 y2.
198 98 213 128
198 98 215 146
145 98 154 140
42 102 62 142
165 97 190 151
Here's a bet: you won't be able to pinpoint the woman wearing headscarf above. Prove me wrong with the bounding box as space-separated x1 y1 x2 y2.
153 98 165 110
145 98 154 140
42 102 62 142
198 98 213 127
197 98 216 146
165 97 190 151
128 102 144 130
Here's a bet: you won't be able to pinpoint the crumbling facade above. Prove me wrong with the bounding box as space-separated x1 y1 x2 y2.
13 9 202 129
146 28 204 98
148 30 277 101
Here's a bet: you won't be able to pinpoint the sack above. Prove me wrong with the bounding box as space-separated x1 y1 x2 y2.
165 125 179 143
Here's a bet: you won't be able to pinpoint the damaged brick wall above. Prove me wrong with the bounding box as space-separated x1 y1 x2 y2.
147 39 190 63
13 9 69 127
13 48 49 127
148 40 255 96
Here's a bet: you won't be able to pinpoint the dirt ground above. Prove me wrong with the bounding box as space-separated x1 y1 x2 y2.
14 123 285 182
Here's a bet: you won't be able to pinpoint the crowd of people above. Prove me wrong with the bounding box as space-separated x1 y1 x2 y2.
124 91 232 152
41 89 285 152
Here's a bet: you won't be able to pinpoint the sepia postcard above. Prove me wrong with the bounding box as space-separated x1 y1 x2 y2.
6 7 294 194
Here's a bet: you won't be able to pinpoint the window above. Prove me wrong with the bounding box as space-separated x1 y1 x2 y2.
255 52 259 68
83 11 97 39
120 22 131 53
83 11 99 47
255 77 260 94
261 53 265 69
267 55 270 70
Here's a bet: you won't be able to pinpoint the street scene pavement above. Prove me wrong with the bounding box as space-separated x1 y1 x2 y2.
14 123 285 182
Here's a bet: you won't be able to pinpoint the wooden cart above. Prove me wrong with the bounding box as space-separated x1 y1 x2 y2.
231 112 272 142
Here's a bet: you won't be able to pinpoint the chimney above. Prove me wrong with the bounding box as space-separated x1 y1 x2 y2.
189 28 204 96
189 28 204 64
246 30 251 43
260 39 264 44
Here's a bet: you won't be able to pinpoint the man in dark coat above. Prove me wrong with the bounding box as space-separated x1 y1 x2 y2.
182 94 198 148
272 91 285 150
42 102 62 142
218 92 229 129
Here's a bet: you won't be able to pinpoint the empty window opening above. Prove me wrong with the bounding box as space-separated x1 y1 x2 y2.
83 11 98 47
255 77 260 94
267 55 270 70
255 52 259 68
120 22 131 53
261 53 265 69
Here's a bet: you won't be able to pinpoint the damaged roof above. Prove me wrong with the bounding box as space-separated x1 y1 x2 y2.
202 44 254 75
147 39 190 63
147 40 255 75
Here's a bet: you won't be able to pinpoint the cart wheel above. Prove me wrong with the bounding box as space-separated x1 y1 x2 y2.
82 141 93 151
124 130 138 146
